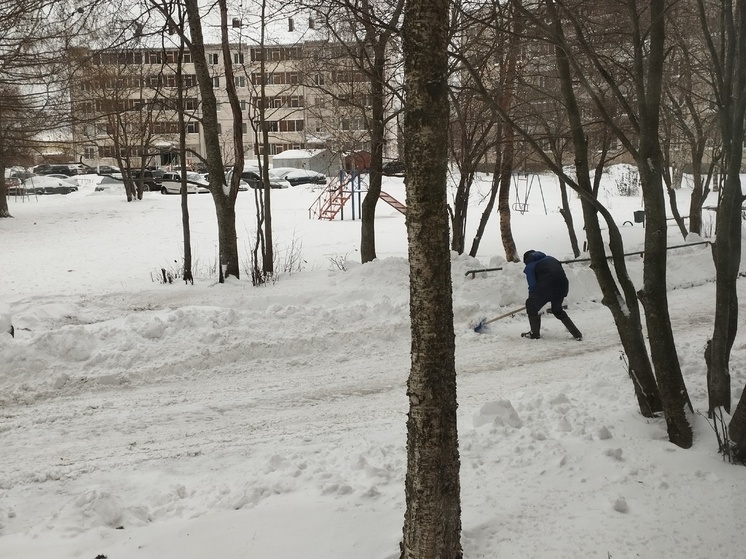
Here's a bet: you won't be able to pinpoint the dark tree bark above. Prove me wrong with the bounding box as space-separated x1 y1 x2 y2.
468 145 501 257
496 4 521 263
448 89 495 254
625 0 693 447
548 8 663 417
360 39 389 263
400 0 461 555
173 23 194 285
176 0 240 281
693 0 746 437
497 125 519 262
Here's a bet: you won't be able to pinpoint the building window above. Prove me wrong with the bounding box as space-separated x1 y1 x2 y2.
209 53 219 64
217 123 222 135
233 53 244 64
186 122 200 134
240 100 247 110
277 119 305 132
212 76 220 87
235 76 245 87
83 146 98 159
242 123 248 135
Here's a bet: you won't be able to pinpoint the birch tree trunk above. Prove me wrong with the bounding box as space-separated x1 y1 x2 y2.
400 0 462 555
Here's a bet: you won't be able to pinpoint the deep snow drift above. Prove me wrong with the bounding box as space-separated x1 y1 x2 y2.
0 169 744 559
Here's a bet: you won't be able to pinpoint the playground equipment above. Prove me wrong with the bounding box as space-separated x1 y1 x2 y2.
512 172 547 215
309 171 406 220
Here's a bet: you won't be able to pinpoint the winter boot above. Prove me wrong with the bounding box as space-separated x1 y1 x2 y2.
521 314 541 339
560 315 583 340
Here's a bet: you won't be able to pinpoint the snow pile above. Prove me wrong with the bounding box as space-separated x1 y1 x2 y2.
0 171 744 559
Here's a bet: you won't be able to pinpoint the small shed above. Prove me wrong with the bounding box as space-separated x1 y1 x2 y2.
344 151 371 172
271 149 337 176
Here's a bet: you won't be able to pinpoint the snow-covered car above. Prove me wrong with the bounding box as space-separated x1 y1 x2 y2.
94 176 125 192
160 172 210 194
24 175 79 194
269 167 327 187
204 173 250 191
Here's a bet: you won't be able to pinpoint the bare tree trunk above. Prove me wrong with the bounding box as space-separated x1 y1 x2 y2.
468 150 501 257
361 42 387 263
449 169 474 254
0 161 11 218
548 0 662 418
256 0 274 278
400 0 461 555
174 28 193 285
632 0 693 448
181 0 239 281
497 129 518 262
497 5 521 263
695 0 746 442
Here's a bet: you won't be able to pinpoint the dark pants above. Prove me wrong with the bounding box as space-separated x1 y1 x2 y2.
526 291 567 320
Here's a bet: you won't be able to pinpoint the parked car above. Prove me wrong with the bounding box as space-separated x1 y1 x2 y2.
96 165 120 175
94 176 125 192
160 172 210 194
5 175 48 196
203 173 249 191
25 175 79 194
128 169 164 191
36 163 93 176
226 169 290 189
269 167 327 187
382 159 405 177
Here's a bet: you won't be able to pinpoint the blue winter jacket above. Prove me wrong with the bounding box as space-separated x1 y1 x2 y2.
523 251 569 298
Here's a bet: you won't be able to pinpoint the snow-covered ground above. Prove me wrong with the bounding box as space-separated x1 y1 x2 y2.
0 169 744 559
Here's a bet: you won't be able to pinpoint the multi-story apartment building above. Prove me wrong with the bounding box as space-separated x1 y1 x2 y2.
70 15 399 172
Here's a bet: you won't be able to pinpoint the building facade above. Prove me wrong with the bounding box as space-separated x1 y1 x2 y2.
70 31 399 172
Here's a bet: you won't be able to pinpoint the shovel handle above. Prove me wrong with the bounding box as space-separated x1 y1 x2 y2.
483 306 526 326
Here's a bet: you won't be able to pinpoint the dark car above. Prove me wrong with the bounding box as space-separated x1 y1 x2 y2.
37 163 93 176
382 159 405 177
129 169 164 191
227 169 290 189
96 165 120 175
269 167 327 187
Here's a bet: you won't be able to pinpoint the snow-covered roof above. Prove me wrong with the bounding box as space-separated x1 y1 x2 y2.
272 148 330 160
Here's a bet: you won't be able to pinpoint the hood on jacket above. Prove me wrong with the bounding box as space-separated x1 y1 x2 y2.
523 250 546 264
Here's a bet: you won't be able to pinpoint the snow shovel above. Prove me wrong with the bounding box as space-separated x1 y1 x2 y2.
474 306 526 334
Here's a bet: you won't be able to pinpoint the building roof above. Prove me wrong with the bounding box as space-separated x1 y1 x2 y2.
272 149 330 161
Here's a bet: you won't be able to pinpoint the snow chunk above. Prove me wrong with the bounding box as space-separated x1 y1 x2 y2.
140 317 166 339
613 497 629 513
605 448 624 461
598 426 613 440
473 400 523 429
